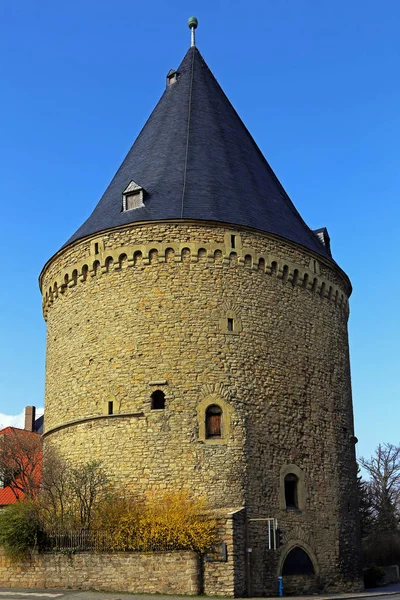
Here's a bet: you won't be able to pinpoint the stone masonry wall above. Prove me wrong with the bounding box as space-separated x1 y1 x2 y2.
204 508 247 597
0 549 200 595
40 221 361 595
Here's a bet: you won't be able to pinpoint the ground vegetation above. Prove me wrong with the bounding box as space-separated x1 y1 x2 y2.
0 447 216 558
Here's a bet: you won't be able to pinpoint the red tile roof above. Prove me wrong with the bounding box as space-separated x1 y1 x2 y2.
0 485 20 506
0 425 39 437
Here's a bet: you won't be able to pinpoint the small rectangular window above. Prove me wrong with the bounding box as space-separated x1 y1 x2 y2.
227 318 234 331
94 243 99 255
231 235 236 249
108 401 113 415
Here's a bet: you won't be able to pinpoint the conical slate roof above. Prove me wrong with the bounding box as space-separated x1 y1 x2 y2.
65 47 331 260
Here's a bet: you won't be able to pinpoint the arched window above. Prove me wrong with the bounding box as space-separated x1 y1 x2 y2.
151 390 165 410
81 265 89 281
284 474 299 509
206 405 222 439
282 547 315 575
280 464 306 511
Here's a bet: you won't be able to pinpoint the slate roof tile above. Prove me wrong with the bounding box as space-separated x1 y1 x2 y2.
64 47 331 260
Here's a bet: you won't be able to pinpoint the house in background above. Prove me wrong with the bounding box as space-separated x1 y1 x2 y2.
0 406 43 508
24 405 44 434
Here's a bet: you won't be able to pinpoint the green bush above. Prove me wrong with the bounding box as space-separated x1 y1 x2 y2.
0 501 44 559
364 565 385 588
363 530 400 566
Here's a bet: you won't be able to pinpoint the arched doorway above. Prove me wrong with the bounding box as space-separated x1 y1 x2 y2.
282 546 315 575
280 545 318 595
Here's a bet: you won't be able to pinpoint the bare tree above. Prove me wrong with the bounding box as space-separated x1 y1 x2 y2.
0 428 42 500
70 460 109 530
0 430 110 532
39 446 73 529
360 443 400 532
39 449 110 531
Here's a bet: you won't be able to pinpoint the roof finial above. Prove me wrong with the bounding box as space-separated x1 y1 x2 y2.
188 16 198 48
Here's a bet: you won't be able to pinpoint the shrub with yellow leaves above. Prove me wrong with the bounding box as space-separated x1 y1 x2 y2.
93 490 217 554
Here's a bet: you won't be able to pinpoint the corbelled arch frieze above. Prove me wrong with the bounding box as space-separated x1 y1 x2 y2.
41 233 349 320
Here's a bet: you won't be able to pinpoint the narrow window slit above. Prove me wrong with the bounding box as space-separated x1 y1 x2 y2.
108 401 113 415
227 318 234 332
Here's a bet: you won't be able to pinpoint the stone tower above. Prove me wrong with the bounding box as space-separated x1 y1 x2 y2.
40 28 362 597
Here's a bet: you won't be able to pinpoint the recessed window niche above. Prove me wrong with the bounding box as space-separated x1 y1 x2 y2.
219 310 242 335
279 464 307 511
224 231 242 252
197 396 233 444
90 239 104 256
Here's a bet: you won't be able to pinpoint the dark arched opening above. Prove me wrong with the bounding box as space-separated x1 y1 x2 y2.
282 547 315 576
206 405 222 439
151 390 165 410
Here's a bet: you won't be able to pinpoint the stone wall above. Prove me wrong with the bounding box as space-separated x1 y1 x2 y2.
204 508 247 597
0 549 200 594
382 565 400 585
39 221 362 595
282 574 318 595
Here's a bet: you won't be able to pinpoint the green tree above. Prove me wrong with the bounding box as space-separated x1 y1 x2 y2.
357 465 374 537
0 501 43 559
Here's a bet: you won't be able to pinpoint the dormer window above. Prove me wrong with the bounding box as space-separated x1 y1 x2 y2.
166 69 177 87
313 227 331 255
122 181 145 211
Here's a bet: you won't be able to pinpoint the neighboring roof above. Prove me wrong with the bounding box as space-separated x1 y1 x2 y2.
34 415 44 434
0 426 16 435
0 426 40 438
64 46 331 260
0 485 19 506
0 426 18 506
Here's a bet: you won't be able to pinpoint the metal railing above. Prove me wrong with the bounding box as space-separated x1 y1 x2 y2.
42 530 197 553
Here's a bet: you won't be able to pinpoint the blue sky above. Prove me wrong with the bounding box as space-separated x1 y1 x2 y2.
0 0 398 462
